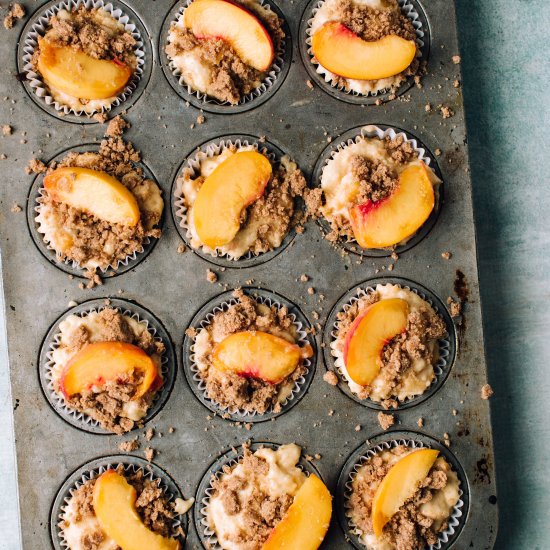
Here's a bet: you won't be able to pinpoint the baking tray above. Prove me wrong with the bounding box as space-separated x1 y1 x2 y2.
0 0 498 548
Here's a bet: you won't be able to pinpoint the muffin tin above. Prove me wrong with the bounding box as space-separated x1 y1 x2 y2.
0 0 497 548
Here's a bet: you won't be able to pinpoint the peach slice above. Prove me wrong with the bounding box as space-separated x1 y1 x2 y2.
60 342 159 399
93 470 181 550
185 0 274 71
193 151 272 249
262 474 332 550
37 39 133 100
44 167 140 226
212 330 311 384
349 162 435 249
311 22 416 80
344 298 409 386
372 449 439 537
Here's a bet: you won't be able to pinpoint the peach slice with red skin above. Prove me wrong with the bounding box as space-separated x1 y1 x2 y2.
93 470 181 550
37 38 133 100
212 330 312 384
185 0 274 71
312 22 416 81
344 298 409 386
372 449 439 537
262 474 332 550
349 162 435 249
193 151 272 249
44 166 140 226
60 341 159 400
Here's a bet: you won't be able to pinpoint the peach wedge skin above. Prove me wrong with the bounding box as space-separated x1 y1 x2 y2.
44 167 140 226
185 0 274 71
372 449 439 537
311 22 416 80
212 330 311 384
262 474 332 550
344 298 409 386
93 470 181 550
349 162 435 249
60 342 159 400
193 151 272 249
37 39 133 100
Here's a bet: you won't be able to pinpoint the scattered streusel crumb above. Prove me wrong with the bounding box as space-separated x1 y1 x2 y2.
375 99 383 106
145 428 154 441
10 203 21 213
441 251 452 260
435 148 442 156
144 447 155 462
3 3 25 30
425 103 432 112
168 427 175 433
118 439 140 452
378 412 395 431
417 417 424 428
355 424 361 432
307 287 315 295
323 371 338 386
447 297 462 318
306 79 314 90
2 125 13 136
452 55 461 64
105 115 128 138
481 384 494 400
206 269 218 283
196 115 205 125
440 105 454 119
177 243 186 254
25 158 47 175
453 79 461 88
300 274 309 282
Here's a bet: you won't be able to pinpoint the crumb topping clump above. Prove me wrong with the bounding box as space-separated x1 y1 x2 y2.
349 447 460 550
192 289 308 414
37 120 163 280
54 308 164 434
166 0 284 104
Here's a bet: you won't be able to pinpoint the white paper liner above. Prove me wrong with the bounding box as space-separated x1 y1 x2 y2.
344 438 464 549
198 444 313 549
305 0 425 97
22 0 146 117
56 461 185 549
319 124 438 250
189 294 312 418
165 0 286 106
174 138 287 262
44 305 169 431
329 283 451 405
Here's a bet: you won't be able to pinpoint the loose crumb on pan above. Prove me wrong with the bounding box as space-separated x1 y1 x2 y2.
440 105 455 119
206 269 218 283
323 370 339 386
10 204 22 213
25 158 47 175
377 411 395 431
177 243 186 254
119 438 140 452
4 3 25 29
144 447 155 462
447 297 462 318
105 115 128 138
481 384 494 400
417 417 424 428
2 125 13 136
441 251 452 260
452 55 461 64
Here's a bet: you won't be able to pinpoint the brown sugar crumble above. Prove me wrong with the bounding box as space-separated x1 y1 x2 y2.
323 370 339 386
2 125 13 136
10 204 22 213
25 158 47 175
481 384 494 400
440 105 455 119
4 3 25 30
206 269 218 283
144 447 155 462
452 55 461 64
441 251 452 260
119 438 140 452
377 411 395 431
192 289 312 414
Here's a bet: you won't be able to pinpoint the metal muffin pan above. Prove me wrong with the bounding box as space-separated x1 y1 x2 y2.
0 0 497 548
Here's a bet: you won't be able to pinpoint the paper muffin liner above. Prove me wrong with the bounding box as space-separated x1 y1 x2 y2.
336 432 468 550
19 0 148 120
323 277 456 410
51 455 189 549
301 0 428 103
312 124 443 257
194 442 322 550
172 135 301 268
161 0 291 113
183 288 317 422
39 298 177 435
27 143 162 278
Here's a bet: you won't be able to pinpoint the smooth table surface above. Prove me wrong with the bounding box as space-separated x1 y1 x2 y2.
1 0 549 548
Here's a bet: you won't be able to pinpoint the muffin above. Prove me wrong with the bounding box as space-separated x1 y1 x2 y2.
176 142 307 260
314 132 440 249
188 289 313 414
49 307 165 434
31 5 138 114
331 284 447 408
59 465 191 549
165 0 284 105
348 446 460 549
309 0 419 96
204 444 331 549
35 120 163 283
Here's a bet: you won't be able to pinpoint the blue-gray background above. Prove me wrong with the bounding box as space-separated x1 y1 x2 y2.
1 0 549 547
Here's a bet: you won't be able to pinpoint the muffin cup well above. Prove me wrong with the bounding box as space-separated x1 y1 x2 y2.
171 134 302 268
194 441 323 550
312 124 443 257
322 277 456 410
27 143 163 278
299 0 430 104
50 454 189 549
39 298 177 435
160 0 291 114
336 431 469 550
17 0 151 123
182 287 317 422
